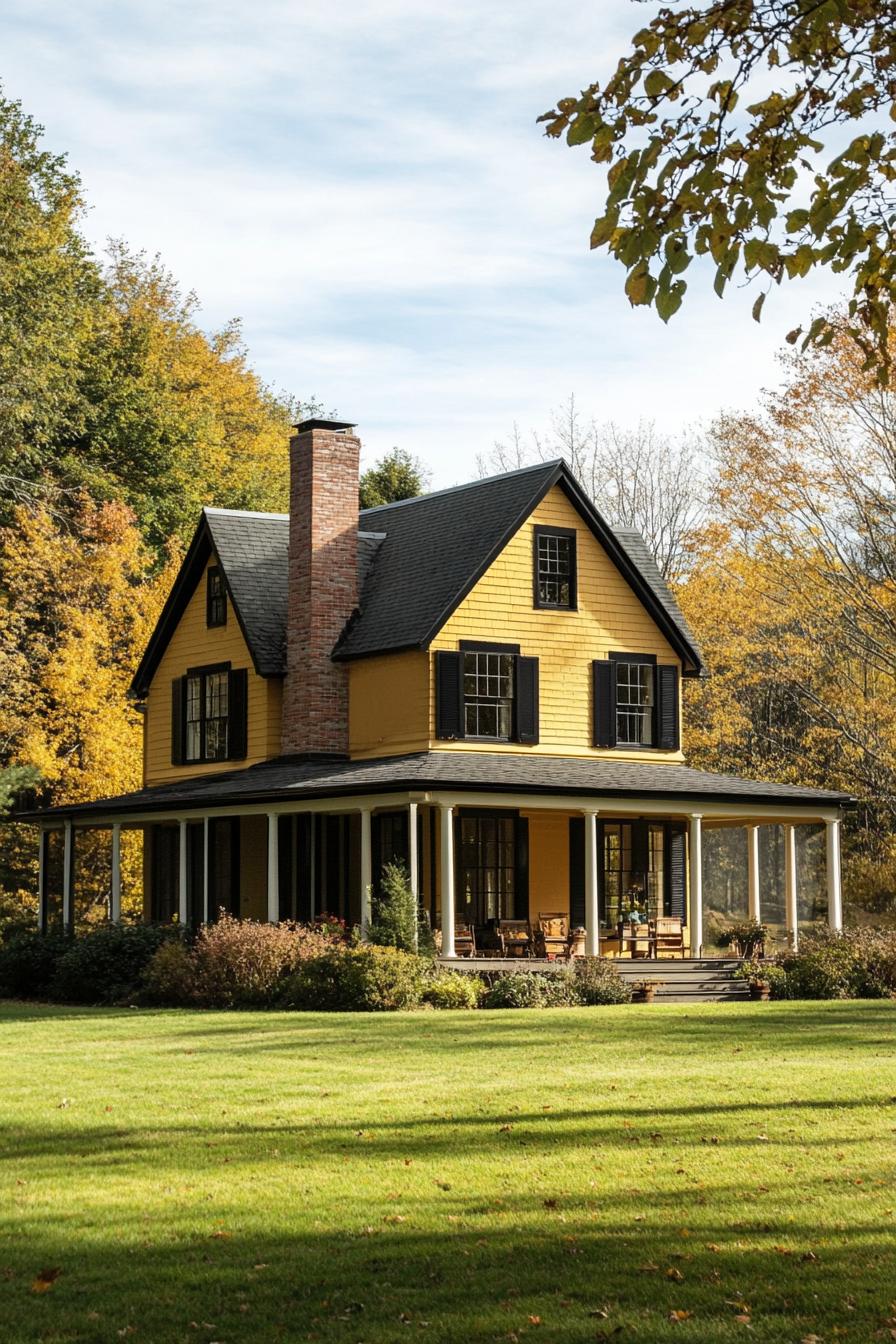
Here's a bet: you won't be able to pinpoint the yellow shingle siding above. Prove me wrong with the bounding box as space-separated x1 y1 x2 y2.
143 558 282 785
428 485 684 760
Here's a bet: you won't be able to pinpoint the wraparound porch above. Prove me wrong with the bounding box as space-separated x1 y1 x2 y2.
34 786 845 957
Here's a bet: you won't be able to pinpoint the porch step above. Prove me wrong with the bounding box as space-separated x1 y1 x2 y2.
613 958 749 1002
440 956 750 1003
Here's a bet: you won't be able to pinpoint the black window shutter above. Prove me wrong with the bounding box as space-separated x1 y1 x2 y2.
435 651 464 739
515 816 529 921
515 656 539 744
657 665 680 750
666 823 687 921
171 677 185 765
568 817 585 928
593 660 616 748
228 668 248 760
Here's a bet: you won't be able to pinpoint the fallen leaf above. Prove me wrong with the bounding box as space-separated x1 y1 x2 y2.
706 1243 722 1253
435 1181 451 1191
669 1309 693 1322
543 1198 558 1210
30 1267 61 1293
735 1314 751 1324
666 1267 684 1282
528 1315 542 1325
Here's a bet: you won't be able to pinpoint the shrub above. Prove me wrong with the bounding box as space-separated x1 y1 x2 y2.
573 956 633 1005
50 924 176 1005
734 959 789 998
481 971 554 1009
422 970 483 1009
141 940 196 1006
0 927 71 999
367 863 434 955
283 944 424 1012
187 914 335 1008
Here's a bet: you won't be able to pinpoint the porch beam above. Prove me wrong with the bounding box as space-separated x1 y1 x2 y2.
747 824 761 922
110 823 122 925
178 819 188 926
266 812 279 923
826 816 843 932
62 820 74 933
360 807 372 935
688 813 703 956
51 791 845 831
439 804 455 959
784 823 799 951
583 809 600 957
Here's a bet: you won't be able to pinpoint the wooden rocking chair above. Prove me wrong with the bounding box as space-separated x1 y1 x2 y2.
534 912 569 960
453 921 476 958
650 916 685 958
497 919 532 958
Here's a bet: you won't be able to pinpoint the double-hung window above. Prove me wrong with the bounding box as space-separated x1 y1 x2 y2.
185 666 230 763
614 658 655 747
206 567 227 627
463 650 514 740
534 526 576 609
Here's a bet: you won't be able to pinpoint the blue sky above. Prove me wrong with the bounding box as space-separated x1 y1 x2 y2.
3 0 845 486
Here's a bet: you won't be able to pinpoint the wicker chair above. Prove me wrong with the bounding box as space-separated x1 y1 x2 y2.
533 912 569 959
497 919 532 958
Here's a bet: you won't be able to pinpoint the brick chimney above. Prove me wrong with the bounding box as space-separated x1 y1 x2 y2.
281 419 361 757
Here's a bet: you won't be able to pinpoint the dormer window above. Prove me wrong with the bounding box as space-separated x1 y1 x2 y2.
534 526 576 609
207 567 227 627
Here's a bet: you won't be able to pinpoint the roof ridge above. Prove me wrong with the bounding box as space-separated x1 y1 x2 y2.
204 507 289 521
359 457 564 517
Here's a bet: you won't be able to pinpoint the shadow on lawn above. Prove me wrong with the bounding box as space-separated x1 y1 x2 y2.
3 1188 894 1344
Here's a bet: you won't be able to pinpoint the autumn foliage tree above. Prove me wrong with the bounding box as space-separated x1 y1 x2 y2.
542 1 896 381
0 499 175 922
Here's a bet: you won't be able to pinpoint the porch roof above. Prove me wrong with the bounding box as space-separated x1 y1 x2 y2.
19 750 853 823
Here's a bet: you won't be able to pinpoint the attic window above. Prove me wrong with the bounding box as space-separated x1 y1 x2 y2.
207 567 227 627
534 527 576 609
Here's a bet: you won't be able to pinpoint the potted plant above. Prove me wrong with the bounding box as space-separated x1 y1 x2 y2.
722 918 769 959
632 978 664 1004
568 926 586 958
748 976 771 1002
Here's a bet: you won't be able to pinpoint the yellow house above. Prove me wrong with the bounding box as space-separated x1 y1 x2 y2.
28 419 850 967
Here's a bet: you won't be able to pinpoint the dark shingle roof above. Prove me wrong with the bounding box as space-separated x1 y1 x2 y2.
613 528 703 669
25 750 852 821
204 509 289 676
132 459 704 693
336 460 565 659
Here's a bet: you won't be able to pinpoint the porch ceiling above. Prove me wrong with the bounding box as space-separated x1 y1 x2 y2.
18 749 853 826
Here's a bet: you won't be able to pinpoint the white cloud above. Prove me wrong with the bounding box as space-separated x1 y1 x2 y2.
1 0 849 487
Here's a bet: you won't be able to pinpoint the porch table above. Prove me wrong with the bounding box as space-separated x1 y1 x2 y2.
616 921 652 958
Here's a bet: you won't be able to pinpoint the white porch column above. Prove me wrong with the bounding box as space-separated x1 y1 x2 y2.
583 809 600 957
62 820 74 932
784 823 799 951
266 812 279 923
439 804 455 958
360 807 372 935
688 814 703 956
202 817 210 923
110 823 122 925
747 824 761 922
178 819 188 925
37 828 48 933
826 816 843 932
408 801 419 952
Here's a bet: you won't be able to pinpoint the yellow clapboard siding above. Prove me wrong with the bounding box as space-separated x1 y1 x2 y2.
144 558 282 785
429 484 684 760
349 651 430 758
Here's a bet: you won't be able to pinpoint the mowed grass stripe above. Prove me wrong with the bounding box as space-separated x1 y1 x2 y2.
0 1001 894 1343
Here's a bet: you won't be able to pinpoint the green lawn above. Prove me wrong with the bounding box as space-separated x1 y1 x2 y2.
1 1003 895 1344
